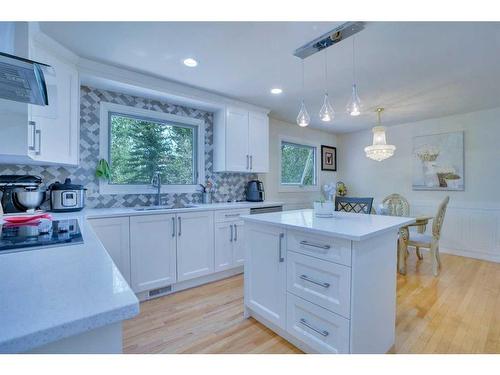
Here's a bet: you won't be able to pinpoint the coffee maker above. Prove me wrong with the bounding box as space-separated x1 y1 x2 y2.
0 175 45 213
245 180 265 202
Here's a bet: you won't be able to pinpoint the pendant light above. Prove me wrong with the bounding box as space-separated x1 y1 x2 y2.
364 108 396 161
319 50 335 122
296 60 310 127
346 37 362 116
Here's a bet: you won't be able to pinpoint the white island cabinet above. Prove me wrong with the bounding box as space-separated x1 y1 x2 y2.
242 209 414 354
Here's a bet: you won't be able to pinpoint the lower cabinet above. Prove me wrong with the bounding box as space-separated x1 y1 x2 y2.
214 220 245 271
88 217 131 285
176 211 215 282
130 214 177 292
244 223 286 329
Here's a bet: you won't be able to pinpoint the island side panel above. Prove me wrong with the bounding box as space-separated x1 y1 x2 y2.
350 230 399 354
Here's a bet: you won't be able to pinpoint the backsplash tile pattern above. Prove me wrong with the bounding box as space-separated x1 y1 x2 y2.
0 86 257 208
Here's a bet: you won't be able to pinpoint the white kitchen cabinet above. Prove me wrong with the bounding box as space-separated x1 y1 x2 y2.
176 210 215 282
130 214 177 292
89 217 131 285
213 106 269 173
244 222 286 329
0 26 79 166
214 220 245 272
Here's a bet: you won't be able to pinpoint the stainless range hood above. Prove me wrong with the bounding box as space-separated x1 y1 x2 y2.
0 51 50 106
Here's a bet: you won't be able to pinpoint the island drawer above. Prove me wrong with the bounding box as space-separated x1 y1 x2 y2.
287 230 351 266
214 209 250 222
287 251 351 318
286 293 350 354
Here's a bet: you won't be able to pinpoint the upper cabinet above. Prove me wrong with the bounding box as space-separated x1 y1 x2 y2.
213 106 269 173
0 24 79 166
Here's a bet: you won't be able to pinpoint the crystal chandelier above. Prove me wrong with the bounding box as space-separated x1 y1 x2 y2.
364 108 396 161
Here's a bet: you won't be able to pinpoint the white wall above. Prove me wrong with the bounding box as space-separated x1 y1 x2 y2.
260 117 338 210
337 107 500 262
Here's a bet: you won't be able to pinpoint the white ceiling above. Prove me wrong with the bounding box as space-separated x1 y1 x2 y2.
40 21 500 133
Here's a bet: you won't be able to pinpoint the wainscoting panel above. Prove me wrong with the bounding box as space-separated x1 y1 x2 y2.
411 201 500 263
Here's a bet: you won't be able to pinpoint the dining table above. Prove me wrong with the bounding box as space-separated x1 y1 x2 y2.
397 215 434 275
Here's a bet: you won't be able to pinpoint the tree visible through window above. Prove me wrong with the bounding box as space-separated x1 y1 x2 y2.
109 112 197 185
281 141 316 186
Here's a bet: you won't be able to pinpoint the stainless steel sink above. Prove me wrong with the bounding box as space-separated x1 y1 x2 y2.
133 204 197 211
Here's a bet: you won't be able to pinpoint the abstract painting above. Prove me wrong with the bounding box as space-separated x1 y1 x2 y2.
412 131 464 191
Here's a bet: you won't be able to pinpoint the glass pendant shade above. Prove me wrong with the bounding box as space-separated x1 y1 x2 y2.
364 108 396 161
297 101 311 127
346 84 362 116
319 93 335 122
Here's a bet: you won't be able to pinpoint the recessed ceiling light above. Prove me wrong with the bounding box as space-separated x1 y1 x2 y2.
270 88 283 95
183 58 198 67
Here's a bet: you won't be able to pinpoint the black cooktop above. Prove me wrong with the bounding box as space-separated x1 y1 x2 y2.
0 219 83 255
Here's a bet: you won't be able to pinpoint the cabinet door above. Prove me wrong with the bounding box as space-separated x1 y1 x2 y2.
248 111 269 173
29 40 79 165
225 107 249 172
176 211 215 282
130 214 177 293
244 223 286 329
89 217 131 285
233 221 245 266
214 222 233 272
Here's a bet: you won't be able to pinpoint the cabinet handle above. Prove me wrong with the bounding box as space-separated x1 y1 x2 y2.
246 155 249 170
299 318 329 337
172 217 176 237
234 224 238 242
230 224 233 242
278 233 285 262
35 129 42 155
250 155 253 170
299 240 331 250
299 274 330 288
28 121 36 151
178 217 182 236
225 213 240 218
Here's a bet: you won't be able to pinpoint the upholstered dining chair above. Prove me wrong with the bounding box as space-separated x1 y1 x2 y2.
382 193 410 217
335 196 374 214
407 196 450 276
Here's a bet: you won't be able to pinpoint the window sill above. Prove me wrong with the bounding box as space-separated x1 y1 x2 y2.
98 181 201 195
278 185 320 193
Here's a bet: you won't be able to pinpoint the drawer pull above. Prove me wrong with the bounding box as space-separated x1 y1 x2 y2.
299 274 330 288
299 240 331 250
225 213 240 217
299 318 329 337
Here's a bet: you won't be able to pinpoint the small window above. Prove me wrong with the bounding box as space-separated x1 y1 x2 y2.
280 141 317 187
109 112 198 185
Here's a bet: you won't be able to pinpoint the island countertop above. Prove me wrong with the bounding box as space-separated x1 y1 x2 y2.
241 209 415 241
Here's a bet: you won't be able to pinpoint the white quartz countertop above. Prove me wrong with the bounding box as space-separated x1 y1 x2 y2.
83 201 284 219
242 209 415 241
0 201 283 353
0 212 139 353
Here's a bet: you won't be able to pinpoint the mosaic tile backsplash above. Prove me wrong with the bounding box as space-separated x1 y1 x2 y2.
0 86 257 209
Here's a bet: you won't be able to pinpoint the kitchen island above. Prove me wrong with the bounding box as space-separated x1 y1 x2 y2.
242 209 414 354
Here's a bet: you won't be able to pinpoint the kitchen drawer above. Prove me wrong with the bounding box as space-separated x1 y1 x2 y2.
287 229 351 266
287 251 351 318
214 208 250 223
286 293 350 354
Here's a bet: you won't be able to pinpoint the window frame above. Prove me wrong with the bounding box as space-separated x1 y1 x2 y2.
278 136 319 192
99 101 205 195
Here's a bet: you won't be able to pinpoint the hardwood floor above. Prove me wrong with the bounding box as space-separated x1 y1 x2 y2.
123 253 500 354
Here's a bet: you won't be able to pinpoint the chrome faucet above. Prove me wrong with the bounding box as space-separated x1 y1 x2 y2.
151 171 161 206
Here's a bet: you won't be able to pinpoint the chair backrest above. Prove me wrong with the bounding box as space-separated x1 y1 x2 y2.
335 196 374 214
382 193 410 217
432 196 450 239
